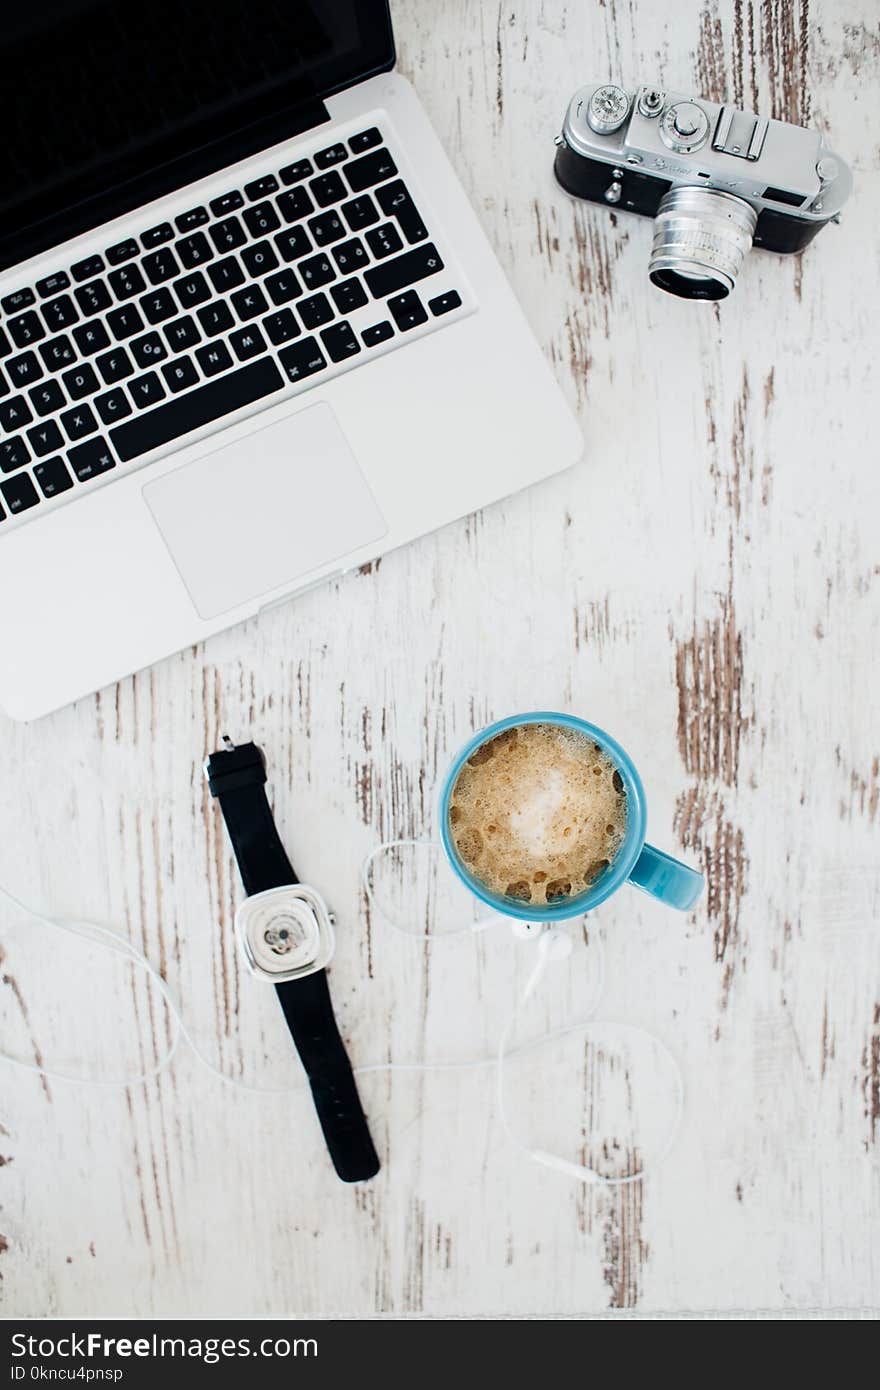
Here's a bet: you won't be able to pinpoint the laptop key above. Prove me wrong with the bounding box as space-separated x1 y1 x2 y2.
209 216 247 252
74 280 113 316
110 357 284 462
309 171 347 207
195 342 233 377
263 309 300 345
40 335 77 372
320 321 360 363
129 372 167 409
130 332 168 368
345 148 398 193
68 437 116 481
376 181 429 244
243 202 281 238
229 326 266 362
315 142 348 169
279 158 313 185
231 286 268 321
0 328 10 358
0 437 30 472
278 337 326 383
29 380 65 416
143 249 181 284
73 321 111 355
162 357 199 393
8 312 46 348
62 363 99 400
141 223 174 249
241 242 279 278
71 254 105 282
330 278 368 314
96 348 134 384
388 289 429 332
175 207 209 232
341 195 380 231
174 272 211 308
196 302 234 337
0 471 40 513
60 404 98 441
429 290 462 316
107 305 145 341
265 268 302 306
245 174 279 200
163 317 201 352
299 254 335 291
7 352 43 387
108 264 146 300
177 234 214 270
210 191 244 216
309 211 346 246
365 244 443 300
207 257 246 295
333 237 368 273
106 238 139 265
297 293 333 330
36 272 71 298
34 456 74 497
349 127 382 154
274 227 312 262
2 289 36 314
94 388 132 423
140 288 177 325
0 395 33 431
42 295 79 332
27 419 64 457
366 223 403 259
0 396 33 431
362 321 394 347
277 188 314 223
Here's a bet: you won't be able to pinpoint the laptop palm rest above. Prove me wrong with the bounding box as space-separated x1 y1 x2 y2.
142 402 387 621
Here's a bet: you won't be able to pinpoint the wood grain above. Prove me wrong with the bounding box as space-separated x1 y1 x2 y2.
1 0 878 1317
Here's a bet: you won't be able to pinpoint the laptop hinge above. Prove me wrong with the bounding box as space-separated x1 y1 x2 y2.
0 97 331 274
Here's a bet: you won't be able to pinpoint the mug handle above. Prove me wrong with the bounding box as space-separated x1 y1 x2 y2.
628 843 704 911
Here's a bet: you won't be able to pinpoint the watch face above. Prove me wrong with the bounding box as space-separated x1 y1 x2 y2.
235 886 335 982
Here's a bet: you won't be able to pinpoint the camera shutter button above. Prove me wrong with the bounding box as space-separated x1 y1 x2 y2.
660 100 709 152
673 103 702 136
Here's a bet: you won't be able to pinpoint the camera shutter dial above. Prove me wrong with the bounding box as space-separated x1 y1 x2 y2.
586 85 631 135
660 100 710 153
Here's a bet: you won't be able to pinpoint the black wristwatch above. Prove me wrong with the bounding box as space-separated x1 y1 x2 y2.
204 736 379 1184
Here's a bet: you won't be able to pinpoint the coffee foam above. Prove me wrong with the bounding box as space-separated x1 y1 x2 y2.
448 723 627 906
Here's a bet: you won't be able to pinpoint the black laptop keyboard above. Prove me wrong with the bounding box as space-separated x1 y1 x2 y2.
0 126 464 524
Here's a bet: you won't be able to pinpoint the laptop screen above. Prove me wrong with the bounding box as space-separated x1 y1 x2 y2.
1 0 394 270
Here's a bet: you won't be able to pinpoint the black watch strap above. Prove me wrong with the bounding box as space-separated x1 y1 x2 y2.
205 738 379 1183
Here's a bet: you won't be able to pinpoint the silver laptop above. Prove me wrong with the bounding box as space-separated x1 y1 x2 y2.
0 1 581 720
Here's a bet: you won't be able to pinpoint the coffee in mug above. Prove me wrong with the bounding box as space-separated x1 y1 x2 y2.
447 722 626 906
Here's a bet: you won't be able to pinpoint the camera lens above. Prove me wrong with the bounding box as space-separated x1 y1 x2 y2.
648 187 757 299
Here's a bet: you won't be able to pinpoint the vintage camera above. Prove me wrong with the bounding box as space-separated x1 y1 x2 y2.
554 83 852 299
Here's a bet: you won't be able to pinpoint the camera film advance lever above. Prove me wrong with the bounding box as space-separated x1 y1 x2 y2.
205 737 380 1183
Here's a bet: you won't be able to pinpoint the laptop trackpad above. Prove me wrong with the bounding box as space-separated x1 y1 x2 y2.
142 402 387 620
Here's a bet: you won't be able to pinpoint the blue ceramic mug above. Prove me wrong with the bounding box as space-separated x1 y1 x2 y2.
439 712 704 921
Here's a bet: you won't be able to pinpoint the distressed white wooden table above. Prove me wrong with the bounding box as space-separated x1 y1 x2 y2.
2 0 878 1319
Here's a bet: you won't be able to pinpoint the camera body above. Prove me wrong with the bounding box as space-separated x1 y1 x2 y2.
554 83 852 298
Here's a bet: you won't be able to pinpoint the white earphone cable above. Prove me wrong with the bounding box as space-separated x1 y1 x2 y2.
0 845 683 1184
